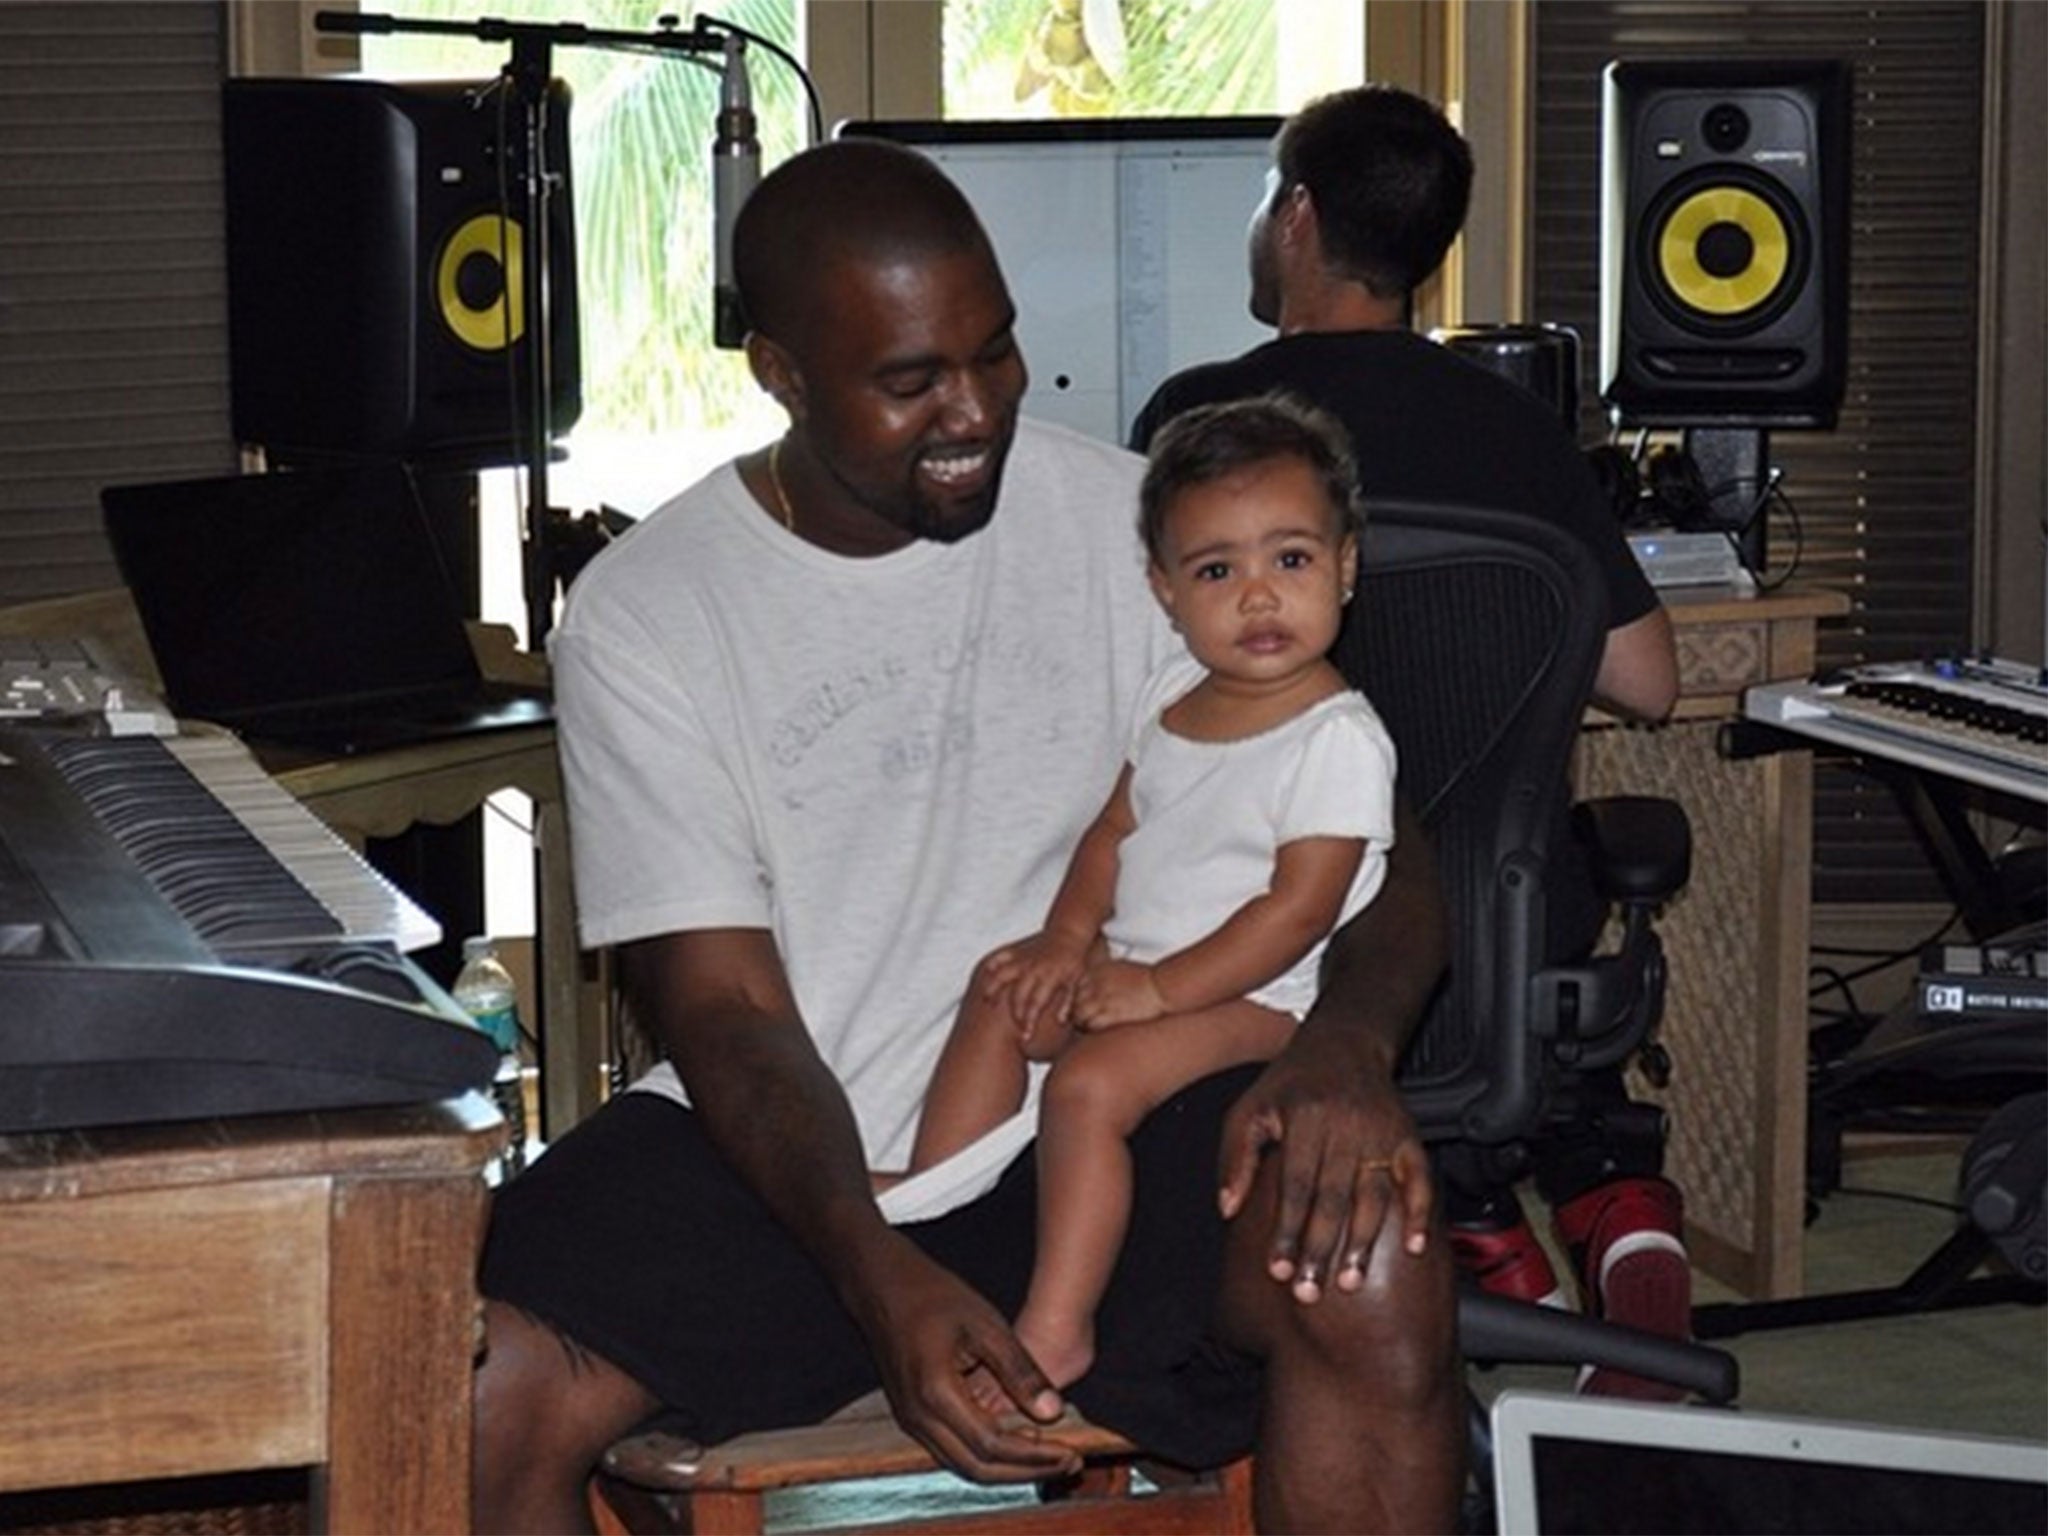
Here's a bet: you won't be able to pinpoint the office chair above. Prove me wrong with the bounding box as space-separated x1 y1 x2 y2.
1332 500 1732 1530
590 500 1734 1536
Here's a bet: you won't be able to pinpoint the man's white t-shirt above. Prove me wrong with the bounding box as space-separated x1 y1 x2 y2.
549 419 1175 1221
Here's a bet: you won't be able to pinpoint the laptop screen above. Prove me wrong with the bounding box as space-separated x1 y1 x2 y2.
100 465 481 725
1491 1391 2048 1535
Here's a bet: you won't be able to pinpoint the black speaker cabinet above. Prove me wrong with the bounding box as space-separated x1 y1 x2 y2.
223 78 581 463
1599 59 1850 429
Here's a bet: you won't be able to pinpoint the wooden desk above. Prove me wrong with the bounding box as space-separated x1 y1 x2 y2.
1575 583 1851 1299
0 1097 498 1533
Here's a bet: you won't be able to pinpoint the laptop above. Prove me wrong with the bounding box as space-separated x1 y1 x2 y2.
101 465 551 756
1491 1390 2048 1535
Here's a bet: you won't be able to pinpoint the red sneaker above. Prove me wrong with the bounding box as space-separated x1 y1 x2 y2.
1554 1177 1693 1401
1449 1213 1568 1309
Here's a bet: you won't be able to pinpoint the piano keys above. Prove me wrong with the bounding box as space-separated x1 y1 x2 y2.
0 725 496 1133
21 730 440 961
1744 656 2047 804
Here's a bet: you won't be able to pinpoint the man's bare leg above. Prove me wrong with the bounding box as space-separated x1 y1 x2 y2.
472 1298 663 1535
1219 1155 1465 1534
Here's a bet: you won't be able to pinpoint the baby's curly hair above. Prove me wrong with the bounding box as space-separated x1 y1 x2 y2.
1139 392 1365 564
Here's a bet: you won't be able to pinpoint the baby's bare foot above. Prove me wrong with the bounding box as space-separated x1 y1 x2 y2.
1015 1308 1096 1390
962 1362 1012 1416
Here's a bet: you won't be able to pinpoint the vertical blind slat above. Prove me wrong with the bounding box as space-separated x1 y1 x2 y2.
0 0 234 604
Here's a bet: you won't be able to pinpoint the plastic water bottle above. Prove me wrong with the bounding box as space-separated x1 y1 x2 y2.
453 935 527 1175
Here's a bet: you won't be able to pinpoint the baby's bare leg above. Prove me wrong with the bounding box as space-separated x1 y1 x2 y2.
909 956 1047 1173
1017 1000 1298 1388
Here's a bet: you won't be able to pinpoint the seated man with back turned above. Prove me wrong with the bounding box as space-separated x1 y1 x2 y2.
1131 85 1691 1399
470 139 1464 1535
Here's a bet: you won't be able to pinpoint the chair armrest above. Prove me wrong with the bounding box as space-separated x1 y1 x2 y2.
1572 796 1691 904
1458 1289 1739 1404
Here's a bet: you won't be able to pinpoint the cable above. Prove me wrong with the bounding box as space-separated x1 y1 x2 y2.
1747 475 1804 591
485 793 537 840
1808 962 1868 1010
1832 1185 1965 1216
482 78 528 488
633 14 823 145
694 14 824 145
1700 467 1780 539
1810 906 1964 976
1806 906 1963 1063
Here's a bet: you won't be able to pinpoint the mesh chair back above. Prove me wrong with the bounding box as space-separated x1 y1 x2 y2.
1329 499 1609 1145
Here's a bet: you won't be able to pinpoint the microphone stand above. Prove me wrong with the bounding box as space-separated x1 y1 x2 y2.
506 28 558 649
312 10 726 647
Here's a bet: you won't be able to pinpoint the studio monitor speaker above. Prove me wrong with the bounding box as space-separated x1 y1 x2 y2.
1600 59 1850 429
223 78 581 463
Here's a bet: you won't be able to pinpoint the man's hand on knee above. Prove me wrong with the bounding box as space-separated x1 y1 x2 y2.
1216 1035 1434 1301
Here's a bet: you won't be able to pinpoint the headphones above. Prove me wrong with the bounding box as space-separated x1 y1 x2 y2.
1584 443 1645 526
1645 444 1714 527
1583 442 1713 530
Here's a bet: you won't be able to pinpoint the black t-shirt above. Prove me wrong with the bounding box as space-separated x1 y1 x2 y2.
1131 328 1656 957
1129 328 1657 629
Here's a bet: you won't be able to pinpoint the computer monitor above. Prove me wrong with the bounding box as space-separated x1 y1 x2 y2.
1492 1390 2048 1535
839 118 1281 446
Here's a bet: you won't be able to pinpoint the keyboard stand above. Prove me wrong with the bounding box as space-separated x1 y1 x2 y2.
1694 1219 2040 1339
1723 718 2035 941
1713 717 2046 1338
1865 757 2035 941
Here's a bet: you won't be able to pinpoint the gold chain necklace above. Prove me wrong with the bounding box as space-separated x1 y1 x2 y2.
767 439 796 533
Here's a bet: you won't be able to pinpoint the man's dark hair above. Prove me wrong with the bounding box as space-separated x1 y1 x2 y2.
1139 393 1364 564
733 139 995 343
1275 84 1473 299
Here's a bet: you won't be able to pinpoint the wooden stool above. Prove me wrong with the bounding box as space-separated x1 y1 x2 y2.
590 1392 1255 1536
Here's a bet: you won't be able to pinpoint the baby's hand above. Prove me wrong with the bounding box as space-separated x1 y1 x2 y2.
982 932 1090 1031
1073 961 1167 1028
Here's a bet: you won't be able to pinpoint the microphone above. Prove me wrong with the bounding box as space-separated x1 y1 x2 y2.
711 33 760 350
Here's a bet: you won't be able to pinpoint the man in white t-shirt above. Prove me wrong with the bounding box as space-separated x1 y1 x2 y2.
471 139 1461 1535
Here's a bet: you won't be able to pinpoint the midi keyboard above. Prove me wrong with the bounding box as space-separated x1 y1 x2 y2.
1744 655 2047 802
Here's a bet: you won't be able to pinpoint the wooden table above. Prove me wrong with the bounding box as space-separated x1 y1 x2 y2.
1575 582 1851 1299
0 1096 499 1533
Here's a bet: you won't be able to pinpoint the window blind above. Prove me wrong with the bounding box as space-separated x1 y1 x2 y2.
0 0 234 605
1530 0 1987 904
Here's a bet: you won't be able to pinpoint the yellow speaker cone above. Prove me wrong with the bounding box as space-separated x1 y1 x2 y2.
437 213 526 351
1657 186 1791 317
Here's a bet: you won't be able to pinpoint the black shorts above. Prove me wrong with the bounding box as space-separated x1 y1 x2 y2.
480 1067 1264 1469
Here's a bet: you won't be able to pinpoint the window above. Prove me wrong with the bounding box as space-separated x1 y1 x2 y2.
358 0 804 937
940 0 1362 118
354 0 1371 647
